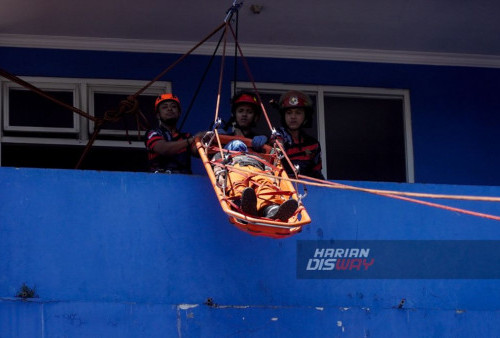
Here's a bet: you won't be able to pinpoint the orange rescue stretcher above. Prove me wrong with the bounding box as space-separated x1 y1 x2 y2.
195 133 311 239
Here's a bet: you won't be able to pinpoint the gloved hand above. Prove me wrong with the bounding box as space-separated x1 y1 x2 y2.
251 135 268 151
271 130 292 145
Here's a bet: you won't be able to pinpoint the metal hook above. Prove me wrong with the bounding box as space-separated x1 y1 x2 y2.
202 118 223 147
225 0 243 22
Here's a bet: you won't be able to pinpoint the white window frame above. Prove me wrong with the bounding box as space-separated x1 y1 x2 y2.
87 79 171 136
2 77 80 133
0 76 170 150
235 82 415 183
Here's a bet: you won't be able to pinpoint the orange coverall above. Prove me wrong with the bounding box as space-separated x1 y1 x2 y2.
217 156 286 211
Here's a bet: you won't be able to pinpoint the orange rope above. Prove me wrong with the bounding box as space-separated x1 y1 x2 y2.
300 175 500 202
214 23 229 123
215 163 500 221
206 19 500 222
227 25 273 132
226 24 300 180
212 161 296 202
374 191 500 222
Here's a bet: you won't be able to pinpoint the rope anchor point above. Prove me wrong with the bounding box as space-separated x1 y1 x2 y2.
225 0 244 22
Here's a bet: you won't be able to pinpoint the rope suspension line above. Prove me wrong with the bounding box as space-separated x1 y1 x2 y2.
1 1 499 224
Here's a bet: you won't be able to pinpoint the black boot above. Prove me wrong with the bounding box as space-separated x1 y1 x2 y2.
261 199 298 221
240 187 258 216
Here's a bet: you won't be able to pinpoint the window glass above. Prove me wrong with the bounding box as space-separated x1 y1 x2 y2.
8 89 75 129
324 95 406 182
1 77 170 171
92 93 157 133
236 83 411 182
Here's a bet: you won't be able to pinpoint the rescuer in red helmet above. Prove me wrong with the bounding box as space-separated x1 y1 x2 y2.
221 91 268 151
145 93 203 173
274 90 325 179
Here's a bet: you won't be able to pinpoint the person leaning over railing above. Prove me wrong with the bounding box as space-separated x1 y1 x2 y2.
145 93 204 174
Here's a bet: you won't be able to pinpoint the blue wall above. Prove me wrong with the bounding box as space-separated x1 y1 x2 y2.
1 167 500 336
1 47 500 185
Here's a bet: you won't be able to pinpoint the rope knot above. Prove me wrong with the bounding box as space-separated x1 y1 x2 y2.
103 96 139 122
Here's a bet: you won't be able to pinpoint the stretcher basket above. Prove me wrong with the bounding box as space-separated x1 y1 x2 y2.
195 134 311 239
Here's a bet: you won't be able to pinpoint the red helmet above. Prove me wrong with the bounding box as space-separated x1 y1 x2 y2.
231 92 261 115
155 93 181 112
278 91 314 128
278 90 313 111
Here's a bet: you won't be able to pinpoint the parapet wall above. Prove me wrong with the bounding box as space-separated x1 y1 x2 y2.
1 167 499 337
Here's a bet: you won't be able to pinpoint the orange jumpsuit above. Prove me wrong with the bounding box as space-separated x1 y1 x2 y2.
222 158 285 212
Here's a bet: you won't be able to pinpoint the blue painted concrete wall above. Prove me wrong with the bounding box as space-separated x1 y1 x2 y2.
1 47 500 185
1 167 499 337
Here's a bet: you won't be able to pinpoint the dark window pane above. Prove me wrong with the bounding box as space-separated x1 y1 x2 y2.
93 93 157 132
324 96 406 182
9 89 75 128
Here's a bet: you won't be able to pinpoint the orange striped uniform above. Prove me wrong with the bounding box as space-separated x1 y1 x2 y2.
277 127 324 180
145 126 192 173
